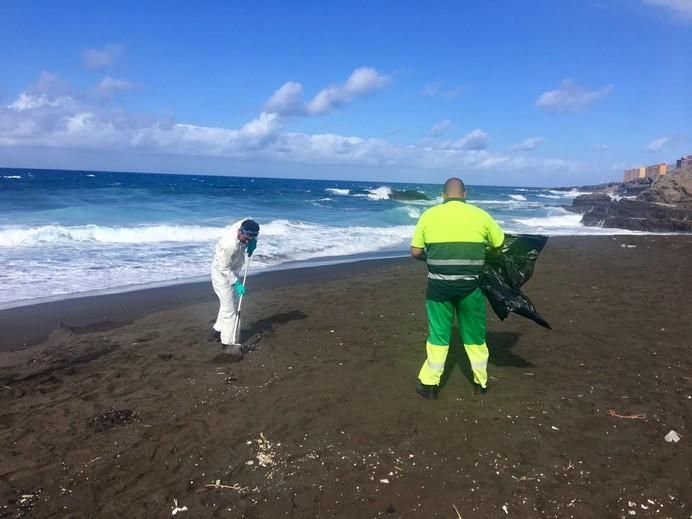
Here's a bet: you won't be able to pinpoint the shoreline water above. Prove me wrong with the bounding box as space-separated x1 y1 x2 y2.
0 234 670 350
0 255 411 350
1 167 651 307
0 249 410 311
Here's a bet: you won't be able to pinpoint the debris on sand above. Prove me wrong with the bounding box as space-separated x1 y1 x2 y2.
89 408 137 432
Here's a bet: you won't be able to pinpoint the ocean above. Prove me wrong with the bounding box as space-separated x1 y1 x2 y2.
0 168 639 308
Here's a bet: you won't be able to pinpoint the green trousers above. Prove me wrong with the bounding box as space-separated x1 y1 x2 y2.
418 288 489 388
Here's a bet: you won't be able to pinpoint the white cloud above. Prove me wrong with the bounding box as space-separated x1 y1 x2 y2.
27 71 68 96
237 112 282 148
0 78 579 177
450 129 489 151
264 81 305 115
343 67 389 95
8 92 75 112
305 67 389 115
82 44 125 69
263 67 389 117
642 0 692 20
536 80 613 112
429 120 452 137
421 81 463 99
646 136 670 151
95 76 136 99
511 137 544 151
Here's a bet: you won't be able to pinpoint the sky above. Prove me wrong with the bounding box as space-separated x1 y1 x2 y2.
0 0 690 186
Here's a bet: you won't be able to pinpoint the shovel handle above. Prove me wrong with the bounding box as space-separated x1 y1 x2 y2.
232 256 251 344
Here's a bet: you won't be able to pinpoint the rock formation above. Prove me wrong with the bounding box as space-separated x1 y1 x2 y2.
570 168 692 232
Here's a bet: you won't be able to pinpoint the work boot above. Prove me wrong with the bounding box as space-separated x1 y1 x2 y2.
208 329 221 342
415 380 439 400
221 344 243 356
472 382 488 395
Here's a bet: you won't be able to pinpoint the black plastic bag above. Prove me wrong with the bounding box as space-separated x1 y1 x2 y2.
480 234 551 329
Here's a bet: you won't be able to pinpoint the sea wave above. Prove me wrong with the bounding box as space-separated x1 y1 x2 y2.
0 219 417 305
508 213 645 235
364 186 392 200
0 220 415 251
546 189 591 198
0 224 224 247
326 188 350 196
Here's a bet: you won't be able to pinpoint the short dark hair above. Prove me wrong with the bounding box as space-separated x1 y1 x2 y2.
444 178 465 195
240 219 260 237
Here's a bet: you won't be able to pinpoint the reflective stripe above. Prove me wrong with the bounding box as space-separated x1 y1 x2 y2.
427 259 485 266
471 360 488 369
428 273 479 281
427 360 445 370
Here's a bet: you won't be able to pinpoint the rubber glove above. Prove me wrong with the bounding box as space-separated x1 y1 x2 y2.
234 282 246 296
246 238 257 257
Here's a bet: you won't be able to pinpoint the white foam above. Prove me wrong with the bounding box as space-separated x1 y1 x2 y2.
402 206 421 219
0 224 225 247
513 213 584 228
472 199 542 209
509 194 527 201
546 189 591 198
0 218 417 304
326 188 350 196
365 186 392 200
2 175 21 179
508 213 646 235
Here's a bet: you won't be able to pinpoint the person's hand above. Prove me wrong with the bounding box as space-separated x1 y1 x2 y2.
246 238 257 257
234 282 246 296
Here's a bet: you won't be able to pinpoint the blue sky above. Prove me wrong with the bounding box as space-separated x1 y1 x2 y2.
0 0 690 186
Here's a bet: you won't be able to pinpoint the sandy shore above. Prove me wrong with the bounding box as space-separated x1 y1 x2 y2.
1 236 690 517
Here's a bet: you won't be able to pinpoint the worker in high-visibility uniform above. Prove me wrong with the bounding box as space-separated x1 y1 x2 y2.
410 178 504 399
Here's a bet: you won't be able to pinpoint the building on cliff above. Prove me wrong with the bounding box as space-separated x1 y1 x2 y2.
624 167 645 183
645 163 667 180
624 163 668 183
676 155 692 169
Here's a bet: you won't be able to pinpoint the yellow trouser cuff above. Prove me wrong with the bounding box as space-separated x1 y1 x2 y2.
418 341 448 386
464 342 489 387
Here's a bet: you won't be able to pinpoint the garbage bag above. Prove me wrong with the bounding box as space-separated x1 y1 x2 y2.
480 234 551 329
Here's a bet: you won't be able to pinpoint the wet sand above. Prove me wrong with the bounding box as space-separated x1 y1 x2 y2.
0 236 690 518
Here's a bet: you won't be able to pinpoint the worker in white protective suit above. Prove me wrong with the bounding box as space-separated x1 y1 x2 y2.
211 218 259 355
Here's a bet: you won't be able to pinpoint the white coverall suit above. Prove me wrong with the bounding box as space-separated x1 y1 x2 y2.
211 220 250 346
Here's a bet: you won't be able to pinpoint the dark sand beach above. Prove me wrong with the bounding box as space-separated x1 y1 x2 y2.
1 236 690 518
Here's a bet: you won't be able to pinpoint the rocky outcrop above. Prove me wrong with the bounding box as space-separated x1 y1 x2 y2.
580 199 692 232
571 169 692 232
389 189 430 201
569 193 612 214
638 168 692 205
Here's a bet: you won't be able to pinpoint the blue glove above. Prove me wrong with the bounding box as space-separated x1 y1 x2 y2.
234 282 246 296
246 238 257 257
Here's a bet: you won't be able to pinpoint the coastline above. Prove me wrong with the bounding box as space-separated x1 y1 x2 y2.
0 256 410 350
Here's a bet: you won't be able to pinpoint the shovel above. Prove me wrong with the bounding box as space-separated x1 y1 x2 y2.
228 255 251 350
